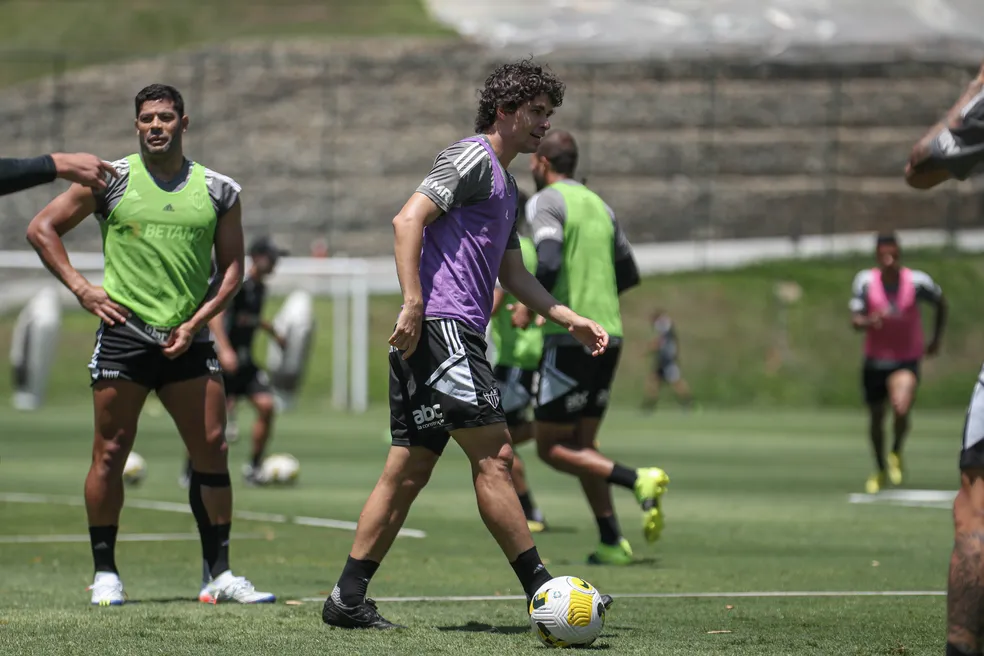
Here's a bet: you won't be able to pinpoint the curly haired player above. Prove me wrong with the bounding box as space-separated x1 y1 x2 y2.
321 59 613 630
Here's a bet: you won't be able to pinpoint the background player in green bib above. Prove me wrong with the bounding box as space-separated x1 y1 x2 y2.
490 200 548 533
526 130 670 565
26 84 274 606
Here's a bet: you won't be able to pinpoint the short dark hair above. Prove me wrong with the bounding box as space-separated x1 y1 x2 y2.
474 58 565 133
876 232 899 249
537 130 579 177
134 83 185 117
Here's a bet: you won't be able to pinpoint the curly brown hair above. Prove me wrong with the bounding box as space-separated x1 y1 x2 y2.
474 58 565 133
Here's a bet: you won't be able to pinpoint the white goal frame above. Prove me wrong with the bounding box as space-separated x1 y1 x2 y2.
0 250 373 413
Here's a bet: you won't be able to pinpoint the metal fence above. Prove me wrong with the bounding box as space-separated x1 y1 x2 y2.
0 47 980 257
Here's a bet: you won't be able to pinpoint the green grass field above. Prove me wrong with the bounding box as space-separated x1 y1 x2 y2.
0 404 960 654
0 0 453 85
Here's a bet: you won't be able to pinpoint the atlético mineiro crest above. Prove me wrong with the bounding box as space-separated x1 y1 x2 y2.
483 387 501 409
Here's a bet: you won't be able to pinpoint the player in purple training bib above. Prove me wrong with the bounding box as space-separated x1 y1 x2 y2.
321 59 611 630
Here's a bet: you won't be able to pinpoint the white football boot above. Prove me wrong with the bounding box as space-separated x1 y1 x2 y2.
200 570 275 604
89 571 126 606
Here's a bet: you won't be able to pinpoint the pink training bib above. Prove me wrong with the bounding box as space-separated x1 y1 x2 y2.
864 267 924 361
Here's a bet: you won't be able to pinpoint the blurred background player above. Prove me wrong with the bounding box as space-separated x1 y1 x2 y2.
25 83 274 605
490 193 548 533
641 309 694 413
849 232 946 494
905 61 984 656
180 236 289 488
526 129 668 566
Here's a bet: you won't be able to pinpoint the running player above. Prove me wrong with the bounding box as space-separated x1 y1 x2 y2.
1 152 117 196
25 83 274 606
905 63 984 656
641 309 695 412
322 59 612 630
849 233 946 494
527 129 669 566
490 206 548 533
181 236 288 487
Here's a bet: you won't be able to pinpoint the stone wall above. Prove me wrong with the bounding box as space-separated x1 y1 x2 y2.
0 39 978 256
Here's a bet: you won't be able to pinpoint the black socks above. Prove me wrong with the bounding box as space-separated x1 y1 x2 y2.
607 464 638 490
337 556 381 606
510 546 553 600
89 525 119 574
189 470 233 579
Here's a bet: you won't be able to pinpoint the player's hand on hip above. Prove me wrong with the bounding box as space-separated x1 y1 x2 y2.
926 339 941 357
569 316 609 357
76 284 128 326
389 303 423 360
218 348 238 374
51 153 117 191
275 333 288 350
162 324 195 359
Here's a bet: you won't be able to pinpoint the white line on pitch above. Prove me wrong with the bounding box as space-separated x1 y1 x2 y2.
0 533 265 544
0 492 426 539
848 489 956 509
298 590 946 603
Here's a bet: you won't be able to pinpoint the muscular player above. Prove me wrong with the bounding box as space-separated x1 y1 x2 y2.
26 83 274 606
527 130 669 566
490 211 549 533
1 152 117 196
641 309 694 412
322 60 611 630
850 233 945 494
180 236 288 488
905 63 984 656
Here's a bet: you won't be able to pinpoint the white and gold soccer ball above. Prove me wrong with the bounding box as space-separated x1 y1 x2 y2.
122 452 147 486
529 576 606 648
259 453 300 485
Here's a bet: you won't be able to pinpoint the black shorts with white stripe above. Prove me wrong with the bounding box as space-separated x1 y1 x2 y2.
88 320 220 390
535 337 622 424
493 365 537 427
389 318 506 455
960 362 984 470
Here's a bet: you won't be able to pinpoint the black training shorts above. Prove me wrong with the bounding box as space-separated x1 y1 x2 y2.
88 320 220 390
535 336 621 424
389 318 505 455
493 365 537 427
861 359 920 406
223 360 272 398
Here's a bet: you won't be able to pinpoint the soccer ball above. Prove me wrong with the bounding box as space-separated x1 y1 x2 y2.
122 452 147 486
529 576 606 648
259 453 300 485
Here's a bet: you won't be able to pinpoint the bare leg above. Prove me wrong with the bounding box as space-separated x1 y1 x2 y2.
887 369 917 454
536 420 620 479
510 421 534 496
247 392 276 468
87 381 150 573
158 375 232 579
868 402 887 472
349 446 439 563
947 468 984 655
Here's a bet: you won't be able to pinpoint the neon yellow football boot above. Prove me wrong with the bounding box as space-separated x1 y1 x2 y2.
587 538 634 566
865 471 886 495
634 467 670 543
887 452 904 486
